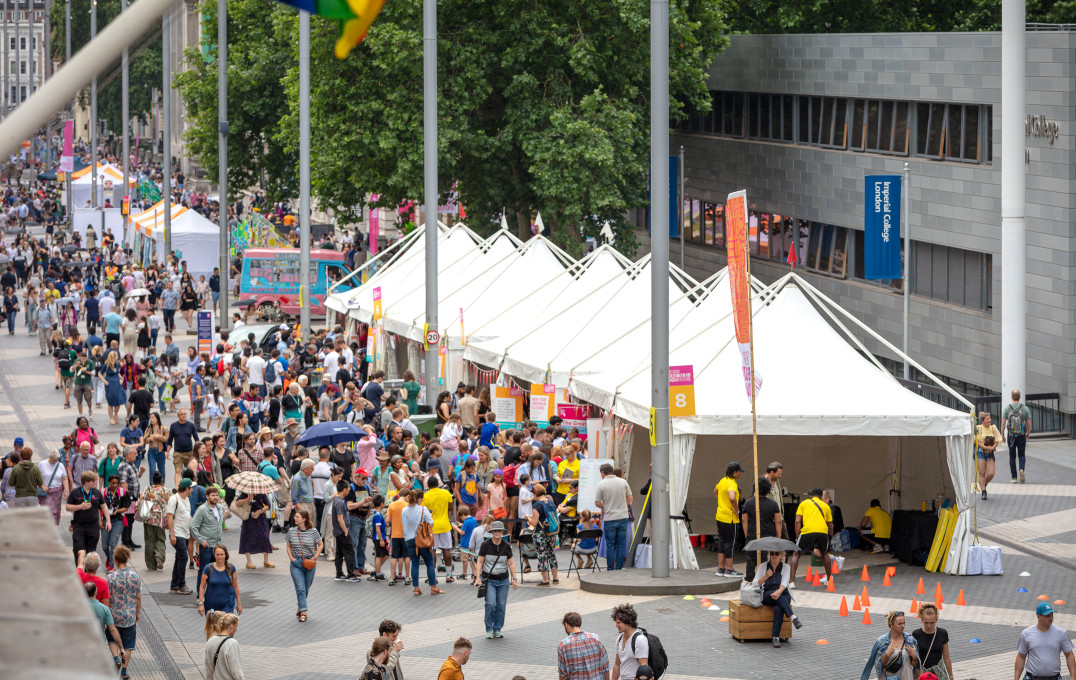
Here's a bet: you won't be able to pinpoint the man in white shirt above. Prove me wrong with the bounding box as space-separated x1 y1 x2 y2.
99 292 116 317
166 479 194 595
322 346 341 381
311 448 334 529
245 348 267 397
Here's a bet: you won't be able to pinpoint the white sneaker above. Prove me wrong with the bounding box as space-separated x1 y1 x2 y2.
819 575 828 586
787 581 796 589
871 545 884 554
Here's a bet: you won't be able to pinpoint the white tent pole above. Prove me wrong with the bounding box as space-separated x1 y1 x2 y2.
796 282 891 376
340 225 464 307
328 226 424 294
791 273 974 410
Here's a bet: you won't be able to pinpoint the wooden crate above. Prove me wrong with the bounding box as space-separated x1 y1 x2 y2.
728 599 792 642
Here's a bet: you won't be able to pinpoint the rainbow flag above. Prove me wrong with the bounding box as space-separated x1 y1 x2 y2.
273 0 386 59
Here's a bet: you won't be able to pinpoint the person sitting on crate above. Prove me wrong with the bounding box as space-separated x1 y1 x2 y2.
752 550 804 648
858 499 892 554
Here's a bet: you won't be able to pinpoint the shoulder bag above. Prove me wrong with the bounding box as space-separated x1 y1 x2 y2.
416 519 434 549
229 496 252 521
476 553 501 599
208 636 234 680
297 529 317 570
38 462 61 498
137 489 155 522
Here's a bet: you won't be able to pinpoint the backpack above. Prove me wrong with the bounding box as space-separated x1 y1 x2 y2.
502 464 519 488
540 500 559 536
1006 404 1027 437
630 628 669 679
264 360 278 384
54 347 71 370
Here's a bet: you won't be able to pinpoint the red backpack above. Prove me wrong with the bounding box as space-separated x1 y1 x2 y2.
502 464 519 488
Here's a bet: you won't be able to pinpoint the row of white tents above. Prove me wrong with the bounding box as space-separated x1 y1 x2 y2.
326 224 977 574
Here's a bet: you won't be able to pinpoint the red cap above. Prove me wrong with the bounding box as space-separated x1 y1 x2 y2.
355 467 369 477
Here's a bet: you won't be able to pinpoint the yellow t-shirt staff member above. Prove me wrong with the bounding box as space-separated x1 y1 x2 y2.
859 499 892 554
713 461 743 579
790 488 834 589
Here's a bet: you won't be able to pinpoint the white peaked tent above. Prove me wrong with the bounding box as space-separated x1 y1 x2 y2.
566 273 975 574
68 162 136 208
130 201 221 275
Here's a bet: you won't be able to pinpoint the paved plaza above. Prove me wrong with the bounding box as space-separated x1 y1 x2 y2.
2 306 1074 680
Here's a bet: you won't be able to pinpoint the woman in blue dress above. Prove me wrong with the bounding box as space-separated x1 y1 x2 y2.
104 352 126 426
197 545 241 615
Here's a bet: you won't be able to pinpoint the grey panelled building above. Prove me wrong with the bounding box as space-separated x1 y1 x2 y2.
638 30 1075 432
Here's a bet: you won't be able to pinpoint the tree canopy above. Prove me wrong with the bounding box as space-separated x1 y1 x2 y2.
179 0 727 255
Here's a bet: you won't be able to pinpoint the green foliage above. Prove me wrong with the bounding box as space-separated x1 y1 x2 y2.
174 0 297 203
262 0 727 257
48 0 161 133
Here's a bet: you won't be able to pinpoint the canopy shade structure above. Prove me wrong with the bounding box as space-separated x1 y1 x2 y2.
67 163 135 209
129 201 221 275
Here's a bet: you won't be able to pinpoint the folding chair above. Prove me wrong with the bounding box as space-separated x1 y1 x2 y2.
566 528 603 580
517 529 537 583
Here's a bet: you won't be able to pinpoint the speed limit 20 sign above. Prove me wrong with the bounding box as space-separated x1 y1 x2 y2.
426 329 441 345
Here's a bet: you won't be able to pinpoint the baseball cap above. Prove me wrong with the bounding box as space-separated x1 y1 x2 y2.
1037 601 1055 616
178 479 194 491
635 666 655 680
918 674 937 680
490 521 506 532
355 467 369 477
13 437 23 446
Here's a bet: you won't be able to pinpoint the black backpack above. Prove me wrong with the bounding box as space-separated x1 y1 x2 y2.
631 629 668 679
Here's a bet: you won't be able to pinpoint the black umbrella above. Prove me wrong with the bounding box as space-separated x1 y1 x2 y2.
61 245 79 254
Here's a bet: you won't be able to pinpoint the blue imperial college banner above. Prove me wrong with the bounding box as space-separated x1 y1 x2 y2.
864 175 902 279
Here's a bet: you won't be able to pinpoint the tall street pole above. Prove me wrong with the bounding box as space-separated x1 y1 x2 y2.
45 0 52 162
298 9 310 337
90 0 97 207
1001 0 1025 403
422 0 438 405
649 0 670 578
162 4 171 255
3 0 9 120
217 0 229 330
121 0 128 235
902 161 910 380
15 0 20 111
64 0 70 223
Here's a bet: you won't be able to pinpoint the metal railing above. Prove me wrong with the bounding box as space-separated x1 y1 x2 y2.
1027 23 1076 31
896 379 1067 436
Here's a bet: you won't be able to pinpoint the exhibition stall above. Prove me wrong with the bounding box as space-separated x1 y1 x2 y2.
129 201 221 275
67 162 135 209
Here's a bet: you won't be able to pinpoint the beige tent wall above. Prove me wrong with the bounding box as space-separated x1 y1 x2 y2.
626 430 956 540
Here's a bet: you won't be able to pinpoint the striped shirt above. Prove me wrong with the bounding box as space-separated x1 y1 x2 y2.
286 527 322 559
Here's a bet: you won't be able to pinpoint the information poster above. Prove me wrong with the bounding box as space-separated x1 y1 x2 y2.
668 364 697 417
529 383 556 427
492 386 524 429
578 458 615 512
197 311 213 355
556 403 589 439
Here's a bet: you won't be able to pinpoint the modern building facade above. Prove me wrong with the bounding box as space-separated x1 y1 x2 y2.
2 0 49 113
638 30 1075 431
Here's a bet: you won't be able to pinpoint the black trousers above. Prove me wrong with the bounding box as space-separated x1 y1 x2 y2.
335 532 355 578
72 526 100 563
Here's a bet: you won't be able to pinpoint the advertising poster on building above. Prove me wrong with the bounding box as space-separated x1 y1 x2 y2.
864 175 902 279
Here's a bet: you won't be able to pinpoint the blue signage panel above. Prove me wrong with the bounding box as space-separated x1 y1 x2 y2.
864 175 902 279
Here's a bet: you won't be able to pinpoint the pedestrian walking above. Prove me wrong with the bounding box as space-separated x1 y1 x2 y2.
975 412 1001 500
473 520 517 638
203 611 245 680
166 478 194 594
713 461 743 578
38 449 69 524
861 611 920 680
610 604 650 680
912 603 953 680
1014 602 1075 680
594 463 633 571
137 472 171 570
789 487 834 589
9 446 45 508
106 545 142 679
752 550 803 648
190 485 226 569
1002 389 1032 485
66 470 109 561
437 638 472 680
557 612 610 680
370 620 405 680
362 637 393 680
236 491 274 569
285 508 323 622
528 483 560 586
101 474 131 570
198 545 241 615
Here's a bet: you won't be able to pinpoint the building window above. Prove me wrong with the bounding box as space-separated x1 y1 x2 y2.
19 61 26 75
20 37 26 50
747 93 794 142
800 96 848 148
851 99 909 154
916 103 988 162
911 242 990 310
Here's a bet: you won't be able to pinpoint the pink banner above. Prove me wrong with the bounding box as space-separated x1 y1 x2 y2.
669 365 694 386
368 194 379 255
59 120 74 173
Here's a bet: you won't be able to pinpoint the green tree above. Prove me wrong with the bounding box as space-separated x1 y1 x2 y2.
173 0 297 203
286 0 723 255
49 0 161 135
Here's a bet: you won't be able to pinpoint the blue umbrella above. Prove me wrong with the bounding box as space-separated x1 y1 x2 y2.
295 420 366 448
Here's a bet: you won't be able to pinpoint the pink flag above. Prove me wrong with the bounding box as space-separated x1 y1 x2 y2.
59 120 74 172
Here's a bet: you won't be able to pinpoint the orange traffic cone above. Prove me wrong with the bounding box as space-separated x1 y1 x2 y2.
832 558 841 575
862 608 872 625
911 597 919 615
839 596 849 617
957 590 966 606
861 586 871 607
860 566 870 581
887 566 897 578
916 577 926 595
934 582 944 605
812 571 822 587
827 575 836 592
936 598 943 610
806 566 814 582
882 572 892 587
853 594 862 611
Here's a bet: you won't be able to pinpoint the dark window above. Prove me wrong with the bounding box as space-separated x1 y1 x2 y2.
911 241 990 310
781 96 794 142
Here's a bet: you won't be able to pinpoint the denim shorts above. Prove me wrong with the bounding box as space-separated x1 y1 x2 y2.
108 624 137 649
976 448 995 461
